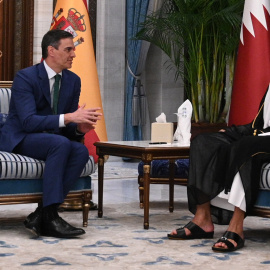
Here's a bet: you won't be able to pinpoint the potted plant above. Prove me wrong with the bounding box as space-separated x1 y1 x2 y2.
136 0 244 125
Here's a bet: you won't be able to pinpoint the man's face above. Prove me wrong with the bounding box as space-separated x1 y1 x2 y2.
50 37 76 70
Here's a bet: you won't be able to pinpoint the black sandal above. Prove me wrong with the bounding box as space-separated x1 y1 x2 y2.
167 221 214 240
212 231 245 252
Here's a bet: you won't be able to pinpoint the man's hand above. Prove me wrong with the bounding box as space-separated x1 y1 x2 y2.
77 122 95 134
64 104 102 133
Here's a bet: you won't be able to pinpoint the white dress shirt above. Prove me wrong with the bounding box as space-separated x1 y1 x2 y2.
43 60 65 127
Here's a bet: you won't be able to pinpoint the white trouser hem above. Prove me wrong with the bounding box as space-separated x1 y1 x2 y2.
211 172 246 212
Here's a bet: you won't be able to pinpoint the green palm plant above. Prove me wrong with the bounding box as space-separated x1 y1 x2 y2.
136 0 244 123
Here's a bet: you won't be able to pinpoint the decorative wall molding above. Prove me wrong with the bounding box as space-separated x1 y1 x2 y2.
0 0 34 81
0 0 3 77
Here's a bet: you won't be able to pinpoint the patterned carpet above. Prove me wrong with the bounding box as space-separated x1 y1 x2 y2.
1 162 270 269
1 200 270 269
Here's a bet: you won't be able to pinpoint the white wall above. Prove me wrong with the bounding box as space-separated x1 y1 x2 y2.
33 0 53 64
96 0 126 141
143 45 184 138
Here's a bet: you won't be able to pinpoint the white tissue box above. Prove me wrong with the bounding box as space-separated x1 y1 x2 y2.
151 123 173 143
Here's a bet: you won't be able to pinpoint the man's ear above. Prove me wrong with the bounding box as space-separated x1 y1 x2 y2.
47 45 55 57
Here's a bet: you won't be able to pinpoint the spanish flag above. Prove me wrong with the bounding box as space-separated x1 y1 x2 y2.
50 0 107 162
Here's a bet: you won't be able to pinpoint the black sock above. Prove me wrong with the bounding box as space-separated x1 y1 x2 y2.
42 203 59 221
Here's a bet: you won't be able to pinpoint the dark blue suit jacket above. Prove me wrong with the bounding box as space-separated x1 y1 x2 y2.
0 62 82 152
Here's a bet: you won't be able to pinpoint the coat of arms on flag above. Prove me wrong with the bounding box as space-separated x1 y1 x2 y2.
51 7 86 47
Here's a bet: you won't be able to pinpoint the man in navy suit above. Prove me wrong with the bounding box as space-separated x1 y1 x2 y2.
0 30 102 238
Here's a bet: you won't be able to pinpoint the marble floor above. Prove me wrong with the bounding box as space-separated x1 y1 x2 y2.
91 160 188 206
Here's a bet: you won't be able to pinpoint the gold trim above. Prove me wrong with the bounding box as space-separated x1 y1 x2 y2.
0 51 2 58
98 157 104 166
252 207 270 218
142 153 153 161
239 151 270 170
0 81 13 88
251 152 269 157
60 199 83 210
252 102 264 128
143 165 150 174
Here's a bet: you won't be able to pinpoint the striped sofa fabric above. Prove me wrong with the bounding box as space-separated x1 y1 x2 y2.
0 87 11 114
0 87 95 186
0 151 95 180
0 88 10 130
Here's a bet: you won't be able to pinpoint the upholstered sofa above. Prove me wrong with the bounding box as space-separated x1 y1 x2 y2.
0 81 95 227
138 149 270 218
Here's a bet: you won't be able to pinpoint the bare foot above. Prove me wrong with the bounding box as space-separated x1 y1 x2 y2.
169 202 214 238
213 230 244 250
212 206 245 250
170 219 214 236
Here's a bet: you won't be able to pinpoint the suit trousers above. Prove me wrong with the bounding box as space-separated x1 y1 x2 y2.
14 133 89 207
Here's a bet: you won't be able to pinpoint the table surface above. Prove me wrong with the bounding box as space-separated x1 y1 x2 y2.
94 140 190 175
95 140 190 148
94 141 190 161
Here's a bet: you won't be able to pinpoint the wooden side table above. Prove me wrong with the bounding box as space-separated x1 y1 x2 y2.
94 141 190 229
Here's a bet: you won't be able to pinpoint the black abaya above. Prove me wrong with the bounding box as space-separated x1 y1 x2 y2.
187 91 270 216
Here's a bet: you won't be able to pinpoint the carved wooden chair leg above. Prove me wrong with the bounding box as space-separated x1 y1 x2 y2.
82 190 92 227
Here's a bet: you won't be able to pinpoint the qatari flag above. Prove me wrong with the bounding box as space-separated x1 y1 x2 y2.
229 0 270 126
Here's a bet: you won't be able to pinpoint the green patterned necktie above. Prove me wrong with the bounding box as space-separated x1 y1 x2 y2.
53 74 61 114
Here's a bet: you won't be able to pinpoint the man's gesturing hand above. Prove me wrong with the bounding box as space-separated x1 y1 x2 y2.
64 104 102 133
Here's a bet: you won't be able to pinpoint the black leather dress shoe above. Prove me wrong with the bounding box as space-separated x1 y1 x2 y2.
41 216 85 238
89 201 98 210
24 207 42 236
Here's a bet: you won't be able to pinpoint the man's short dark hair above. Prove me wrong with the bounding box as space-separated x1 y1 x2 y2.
41 30 74 59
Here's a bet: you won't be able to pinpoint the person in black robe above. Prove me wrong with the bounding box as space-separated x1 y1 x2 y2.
167 87 270 252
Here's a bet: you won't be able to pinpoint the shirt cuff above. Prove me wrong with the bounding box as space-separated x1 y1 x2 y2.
59 114 65 127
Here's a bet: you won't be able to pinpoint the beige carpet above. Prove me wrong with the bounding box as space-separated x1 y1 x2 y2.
1 200 270 270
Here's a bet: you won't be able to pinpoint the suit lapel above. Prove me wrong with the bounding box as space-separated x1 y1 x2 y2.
38 62 51 106
58 70 71 114
38 64 73 114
